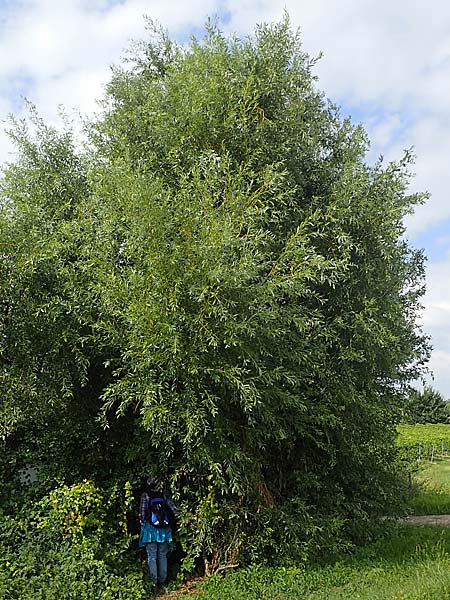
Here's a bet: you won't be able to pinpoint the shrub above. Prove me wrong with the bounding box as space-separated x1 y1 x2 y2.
0 481 149 600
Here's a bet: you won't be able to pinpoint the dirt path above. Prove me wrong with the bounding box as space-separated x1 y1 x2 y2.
402 514 450 525
156 578 205 600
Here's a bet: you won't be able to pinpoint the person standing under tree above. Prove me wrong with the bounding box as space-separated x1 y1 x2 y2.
139 475 176 587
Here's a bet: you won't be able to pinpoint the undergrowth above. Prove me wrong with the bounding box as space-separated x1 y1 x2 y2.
188 524 450 599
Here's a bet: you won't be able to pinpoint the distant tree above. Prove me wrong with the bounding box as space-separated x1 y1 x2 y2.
405 385 449 424
0 17 430 569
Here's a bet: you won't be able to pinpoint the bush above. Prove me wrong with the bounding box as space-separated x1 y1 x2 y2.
0 481 149 600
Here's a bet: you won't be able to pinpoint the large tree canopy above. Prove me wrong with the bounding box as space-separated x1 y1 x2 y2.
0 17 429 569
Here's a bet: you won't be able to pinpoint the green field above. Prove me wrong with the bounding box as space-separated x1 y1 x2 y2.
416 457 450 490
396 425 450 515
410 457 450 515
397 424 450 460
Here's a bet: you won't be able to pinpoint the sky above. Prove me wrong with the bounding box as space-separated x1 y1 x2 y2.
0 0 449 396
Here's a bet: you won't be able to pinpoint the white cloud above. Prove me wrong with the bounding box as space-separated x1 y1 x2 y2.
423 351 450 400
404 115 450 236
418 258 450 395
0 0 218 127
367 114 403 150
217 1 450 233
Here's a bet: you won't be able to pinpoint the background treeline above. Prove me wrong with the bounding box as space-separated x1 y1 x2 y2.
403 385 450 425
0 16 429 597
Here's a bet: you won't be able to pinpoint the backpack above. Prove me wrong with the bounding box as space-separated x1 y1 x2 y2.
149 497 170 528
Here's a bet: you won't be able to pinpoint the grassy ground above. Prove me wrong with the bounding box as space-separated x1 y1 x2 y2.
162 459 450 599
409 457 450 515
185 525 450 599
415 457 450 490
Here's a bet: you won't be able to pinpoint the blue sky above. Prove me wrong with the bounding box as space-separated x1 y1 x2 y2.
0 0 449 396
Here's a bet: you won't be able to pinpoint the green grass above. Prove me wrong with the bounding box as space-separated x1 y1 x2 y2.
409 457 450 515
415 457 450 490
186 525 450 599
410 489 450 515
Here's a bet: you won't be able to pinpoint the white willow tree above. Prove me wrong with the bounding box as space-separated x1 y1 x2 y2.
0 17 429 569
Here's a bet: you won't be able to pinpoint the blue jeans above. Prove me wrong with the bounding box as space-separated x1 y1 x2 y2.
145 541 169 585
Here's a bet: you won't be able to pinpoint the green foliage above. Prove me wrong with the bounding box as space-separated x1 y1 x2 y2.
0 540 148 600
404 385 449 424
0 481 149 600
0 15 430 572
34 480 105 540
